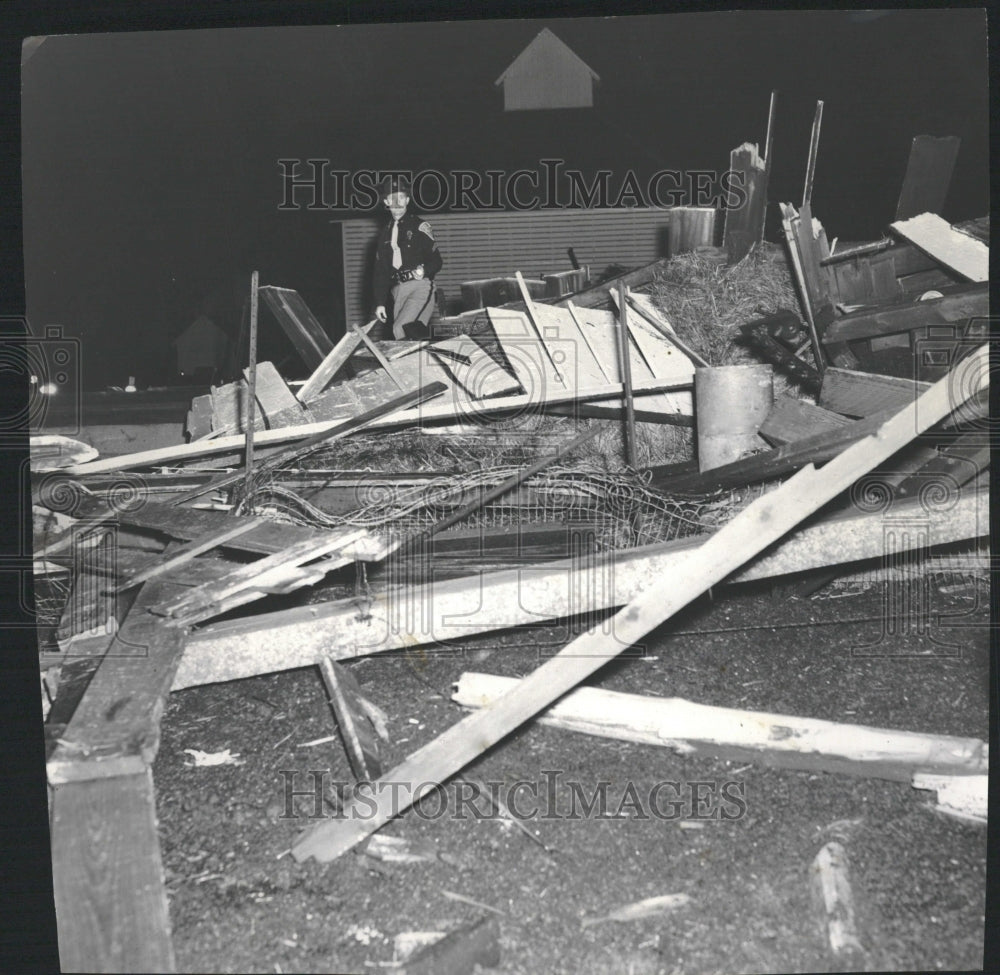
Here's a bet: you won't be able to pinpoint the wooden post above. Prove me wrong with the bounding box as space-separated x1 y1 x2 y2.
243 270 259 511
763 89 777 169
802 100 824 208
615 282 637 468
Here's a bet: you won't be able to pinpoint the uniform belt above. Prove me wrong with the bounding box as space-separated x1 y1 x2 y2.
392 268 419 284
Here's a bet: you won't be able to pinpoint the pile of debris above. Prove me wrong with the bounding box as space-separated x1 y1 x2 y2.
32 109 988 973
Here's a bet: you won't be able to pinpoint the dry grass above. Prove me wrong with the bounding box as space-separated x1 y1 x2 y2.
645 245 800 377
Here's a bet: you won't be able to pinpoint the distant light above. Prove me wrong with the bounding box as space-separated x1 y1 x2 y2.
38 382 58 395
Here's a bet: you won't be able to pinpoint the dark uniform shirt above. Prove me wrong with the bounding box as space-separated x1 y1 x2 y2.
373 211 443 307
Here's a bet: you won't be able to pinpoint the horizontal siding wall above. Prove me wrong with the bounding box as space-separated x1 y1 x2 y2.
340 207 672 327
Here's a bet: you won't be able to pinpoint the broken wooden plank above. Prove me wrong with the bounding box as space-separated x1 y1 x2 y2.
38 495 387 561
319 658 382 781
564 302 694 419
112 517 265 592
47 574 190 784
296 319 375 404
259 285 335 370
759 397 853 446
209 380 266 436
154 529 368 626
822 282 988 344
185 392 214 440
289 347 986 862
51 768 175 973
780 202 829 369
173 486 987 690
552 259 668 310
723 141 768 264
819 367 932 418
452 672 987 782
810 843 868 969
515 271 566 387
890 212 989 282
895 135 961 222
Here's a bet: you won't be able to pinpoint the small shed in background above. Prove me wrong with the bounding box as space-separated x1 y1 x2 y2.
495 28 600 111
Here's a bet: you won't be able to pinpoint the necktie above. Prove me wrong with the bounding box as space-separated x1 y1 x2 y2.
390 221 402 270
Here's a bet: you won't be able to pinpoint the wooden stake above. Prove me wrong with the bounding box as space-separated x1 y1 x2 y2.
614 282 637 468
289 346 986 863
763 89 778 169
802 100 824 208
243 270 260 511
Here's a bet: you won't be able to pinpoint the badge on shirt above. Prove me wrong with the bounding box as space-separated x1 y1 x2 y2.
418 221 434 240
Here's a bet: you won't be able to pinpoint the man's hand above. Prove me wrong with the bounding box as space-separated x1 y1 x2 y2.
375 305 387 323
412 265 425 280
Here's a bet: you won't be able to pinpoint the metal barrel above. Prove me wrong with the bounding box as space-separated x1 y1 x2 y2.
695 363 774 471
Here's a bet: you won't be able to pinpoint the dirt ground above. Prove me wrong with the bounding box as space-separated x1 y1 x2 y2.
154 571 988 975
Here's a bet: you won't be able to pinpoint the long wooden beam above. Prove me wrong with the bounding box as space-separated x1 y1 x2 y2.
290 346 987 862
64 376 687 476
173 486 987 691
452 672 987 782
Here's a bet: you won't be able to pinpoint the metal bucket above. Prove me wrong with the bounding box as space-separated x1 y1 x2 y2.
695 364 774 472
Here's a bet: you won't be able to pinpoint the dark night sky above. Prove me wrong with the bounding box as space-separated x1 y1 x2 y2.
20 8 989 389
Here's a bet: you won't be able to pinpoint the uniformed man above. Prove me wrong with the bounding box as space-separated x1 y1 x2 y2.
373 175 443 339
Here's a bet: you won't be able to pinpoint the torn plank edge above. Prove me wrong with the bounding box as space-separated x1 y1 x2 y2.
452 672 987 782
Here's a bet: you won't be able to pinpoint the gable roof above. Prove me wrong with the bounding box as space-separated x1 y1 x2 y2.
494 27 600 87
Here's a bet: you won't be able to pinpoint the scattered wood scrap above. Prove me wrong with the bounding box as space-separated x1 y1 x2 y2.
810 842 867 970
319 658 383 781
288 347 985 862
